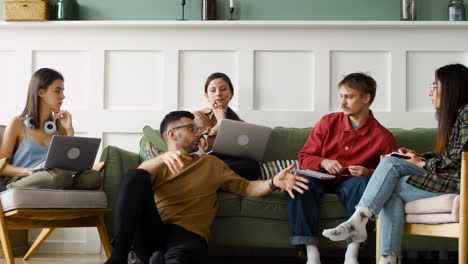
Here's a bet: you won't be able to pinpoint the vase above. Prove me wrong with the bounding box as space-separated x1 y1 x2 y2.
401 0 416 20
55 0 80 20
202 0 216 20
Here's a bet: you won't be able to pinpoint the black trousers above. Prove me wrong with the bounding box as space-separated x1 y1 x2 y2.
108 169 207 264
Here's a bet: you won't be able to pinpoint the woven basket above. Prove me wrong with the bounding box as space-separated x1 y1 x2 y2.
3 0 50 21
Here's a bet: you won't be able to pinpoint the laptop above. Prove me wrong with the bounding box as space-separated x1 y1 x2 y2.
31 135 101 172
210 119 272 161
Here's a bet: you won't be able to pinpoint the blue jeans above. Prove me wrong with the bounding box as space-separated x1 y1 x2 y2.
358 157 445 257
286 176 369 245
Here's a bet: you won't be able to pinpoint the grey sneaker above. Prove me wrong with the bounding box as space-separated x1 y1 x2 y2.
127 251 142 264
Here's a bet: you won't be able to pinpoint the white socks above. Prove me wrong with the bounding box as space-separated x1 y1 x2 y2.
344 242 360 264
306 243 360 264
322 206 372 242
306 245 321 264
379 255 397 264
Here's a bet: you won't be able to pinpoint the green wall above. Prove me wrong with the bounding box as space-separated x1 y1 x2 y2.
0 0 454 21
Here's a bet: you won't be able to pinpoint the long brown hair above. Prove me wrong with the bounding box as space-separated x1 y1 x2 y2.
434 64 468 153
21 68 64 129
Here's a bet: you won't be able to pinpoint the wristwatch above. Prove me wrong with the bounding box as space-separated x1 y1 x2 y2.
269 176 279 191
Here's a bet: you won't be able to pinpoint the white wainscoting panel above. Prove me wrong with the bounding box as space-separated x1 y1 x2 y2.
253 51 314 111
104 50 164 111
179 50 239 111
33 50 91 111
407 51 467 112
103 132 144 154
1 21 468 253
330 51 391 112
0 51 25 117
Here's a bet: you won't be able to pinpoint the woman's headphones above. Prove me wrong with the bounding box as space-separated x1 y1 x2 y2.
24 114 57 134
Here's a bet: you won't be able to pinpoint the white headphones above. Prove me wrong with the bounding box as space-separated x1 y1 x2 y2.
24 114 57 134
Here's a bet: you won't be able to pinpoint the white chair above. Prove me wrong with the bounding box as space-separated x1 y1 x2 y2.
376 152 467 264
0 125 113 264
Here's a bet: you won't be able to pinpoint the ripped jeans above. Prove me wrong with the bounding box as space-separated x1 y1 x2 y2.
357 156 445 257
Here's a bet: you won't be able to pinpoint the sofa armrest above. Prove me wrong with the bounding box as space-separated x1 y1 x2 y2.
99 145 140 236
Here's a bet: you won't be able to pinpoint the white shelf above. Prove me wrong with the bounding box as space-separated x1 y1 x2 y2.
1 20 468 29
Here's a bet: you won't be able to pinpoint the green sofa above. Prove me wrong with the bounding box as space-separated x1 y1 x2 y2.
99 127 458 255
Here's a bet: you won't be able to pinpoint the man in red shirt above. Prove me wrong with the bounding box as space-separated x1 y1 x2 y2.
286 73 397 264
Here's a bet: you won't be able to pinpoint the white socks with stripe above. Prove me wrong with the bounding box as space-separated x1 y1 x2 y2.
344 241 360 264
306 245 321 264
322 206 372 242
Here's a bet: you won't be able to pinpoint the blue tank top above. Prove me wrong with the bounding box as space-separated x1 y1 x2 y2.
10 117 49 168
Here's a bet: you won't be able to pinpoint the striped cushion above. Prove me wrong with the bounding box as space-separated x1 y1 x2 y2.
260 160 299 180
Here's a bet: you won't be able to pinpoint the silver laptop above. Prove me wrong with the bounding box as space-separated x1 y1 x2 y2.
32 135 101 172
211 119 272 161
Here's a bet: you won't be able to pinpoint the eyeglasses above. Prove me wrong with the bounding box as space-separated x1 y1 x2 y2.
170 124 201 134
430 82 439 92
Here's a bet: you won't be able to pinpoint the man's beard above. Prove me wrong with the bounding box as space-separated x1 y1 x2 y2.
183 144 198 154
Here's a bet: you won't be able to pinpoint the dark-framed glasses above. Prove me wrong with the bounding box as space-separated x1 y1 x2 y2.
170 124 201 133
430 82 439 92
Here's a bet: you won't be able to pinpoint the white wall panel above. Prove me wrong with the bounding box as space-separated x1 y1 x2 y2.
104 51 163 110
407 51 467 112
1 21 468 253
330 51 390 112
253 51 314 111
33 51 90 112
0 51 23 117
103 132 143 154
179 51 238 111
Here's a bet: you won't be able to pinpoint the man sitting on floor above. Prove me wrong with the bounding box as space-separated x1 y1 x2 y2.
105 110 310 264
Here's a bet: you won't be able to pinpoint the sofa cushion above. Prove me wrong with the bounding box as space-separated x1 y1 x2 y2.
260 160 299 180
139 126 167 161
238 192 345 221
241 192 289 220
141 141 163 161
0 188 108 212
263 127 312 162
216 192 241 217
388 128 436 154
405 194 458 214
405 194 460 224
405 213 458 224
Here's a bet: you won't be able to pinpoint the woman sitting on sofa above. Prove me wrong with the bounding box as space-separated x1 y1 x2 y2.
322 63 468 264
0 68 101 190
194 72 260 180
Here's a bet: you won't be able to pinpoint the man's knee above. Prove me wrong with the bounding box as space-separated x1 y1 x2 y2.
124 169 151 186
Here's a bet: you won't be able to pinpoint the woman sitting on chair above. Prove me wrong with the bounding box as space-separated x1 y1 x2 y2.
322 63 468 264
194 72 260 180
0 68 101 190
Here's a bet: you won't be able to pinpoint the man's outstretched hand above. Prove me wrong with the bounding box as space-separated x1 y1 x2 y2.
273 164 310 199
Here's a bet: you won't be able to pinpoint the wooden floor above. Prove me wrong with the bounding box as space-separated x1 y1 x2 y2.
0 252 458 264
0 254 107 264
